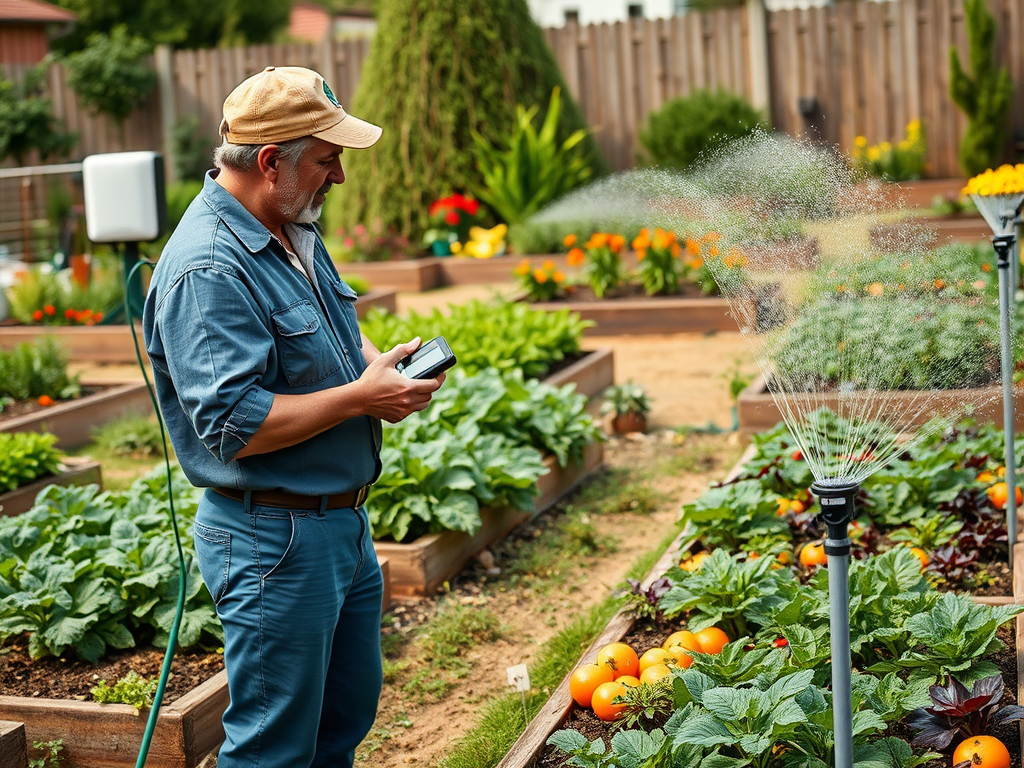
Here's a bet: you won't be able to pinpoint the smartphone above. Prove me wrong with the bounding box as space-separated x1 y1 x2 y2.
396 336 457 379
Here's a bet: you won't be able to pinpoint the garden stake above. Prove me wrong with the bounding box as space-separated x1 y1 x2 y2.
991 235 1017 567
810 481 857 768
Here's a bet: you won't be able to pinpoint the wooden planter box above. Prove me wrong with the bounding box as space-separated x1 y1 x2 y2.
0 289 398 365
544 347 614 401
0 457 102 517
339 259 442 292
0 668 229 768
0 381 152 450
869 215 991 251
737 375 1022 439
374 440 604 598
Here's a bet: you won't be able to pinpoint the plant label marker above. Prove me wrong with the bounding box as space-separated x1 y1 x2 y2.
506 664 531 692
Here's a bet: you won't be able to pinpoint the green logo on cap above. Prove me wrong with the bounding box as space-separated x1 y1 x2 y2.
322 81 340 107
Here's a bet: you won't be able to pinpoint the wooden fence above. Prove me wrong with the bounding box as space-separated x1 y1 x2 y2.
11 0 1024 181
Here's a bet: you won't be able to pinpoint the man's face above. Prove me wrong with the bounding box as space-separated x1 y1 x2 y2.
277 138 345 224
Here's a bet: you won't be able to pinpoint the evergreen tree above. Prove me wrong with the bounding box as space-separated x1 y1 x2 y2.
327 0 604 240
949 0 1014 176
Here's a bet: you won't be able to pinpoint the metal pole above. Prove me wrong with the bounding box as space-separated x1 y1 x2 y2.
992 235 1018 567
811 481 857 768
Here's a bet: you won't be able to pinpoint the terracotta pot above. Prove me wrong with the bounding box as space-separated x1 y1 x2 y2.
612 411 647 433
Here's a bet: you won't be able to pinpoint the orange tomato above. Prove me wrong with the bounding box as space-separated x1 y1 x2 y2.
666 643 696 668
986 481 1022 510
662 630 697 650
680 551 710 571
951 735 1011 768
977 470 995 483
590 681 628 721
789 499 805 513
617 675 641 688
596 642 640 679
909 546 930 570
638 647 675 673
776 551 793 565
694 626 730 654
775 498 790 516
799 542 828 568
639 663 672 685
569 663 614 708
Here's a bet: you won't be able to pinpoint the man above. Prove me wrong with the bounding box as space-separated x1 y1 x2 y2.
143 66 444 768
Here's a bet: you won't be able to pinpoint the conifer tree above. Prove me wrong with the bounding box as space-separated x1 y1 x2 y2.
326 0 603 240
949 0 1014 175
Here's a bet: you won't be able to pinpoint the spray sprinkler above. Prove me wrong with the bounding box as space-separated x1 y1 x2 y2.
969 176 1024 569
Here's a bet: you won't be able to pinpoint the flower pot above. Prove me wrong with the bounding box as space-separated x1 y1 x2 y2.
612 411 647 434
430 240 452 256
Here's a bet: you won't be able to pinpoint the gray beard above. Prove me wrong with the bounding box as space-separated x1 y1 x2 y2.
280 166 329 223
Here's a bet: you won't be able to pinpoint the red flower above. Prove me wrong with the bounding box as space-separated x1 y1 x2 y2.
32 309 44 321
445 210 460 226
38 395 54 407
65 309 76 319
43 304 56 315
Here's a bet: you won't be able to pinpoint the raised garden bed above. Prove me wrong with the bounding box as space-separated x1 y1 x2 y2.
0 289 398 365
542 347 614 401
0 456 102 518
374 440 603 598
0 382 152 450
737 375 1022 439
497 450 1023 768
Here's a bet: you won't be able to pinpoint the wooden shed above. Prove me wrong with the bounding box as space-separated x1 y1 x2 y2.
0 0 75 66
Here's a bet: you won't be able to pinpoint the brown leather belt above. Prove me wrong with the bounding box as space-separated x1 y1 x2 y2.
212 484 371 510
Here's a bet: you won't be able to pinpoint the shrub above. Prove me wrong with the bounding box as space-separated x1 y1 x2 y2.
639 89 767 170
950 0 1014 175
91 414 163 459
327 0 604 242
333 219 419 262
0 62 76 165
0 432 62 492
0 337 80 402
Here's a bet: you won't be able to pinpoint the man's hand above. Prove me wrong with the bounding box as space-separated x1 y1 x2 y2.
357 338 446 423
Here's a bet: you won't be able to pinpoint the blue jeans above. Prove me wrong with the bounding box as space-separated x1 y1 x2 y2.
193 489 383 768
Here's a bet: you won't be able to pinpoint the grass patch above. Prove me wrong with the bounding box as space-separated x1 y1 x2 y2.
435 529 679 768
572 466 667 515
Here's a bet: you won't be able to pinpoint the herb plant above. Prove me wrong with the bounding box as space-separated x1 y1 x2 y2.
0 432 63 492
0 337 80 403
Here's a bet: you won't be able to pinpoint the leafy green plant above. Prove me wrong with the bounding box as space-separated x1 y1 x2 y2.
0 62 76 165
91 414 164 459
0 337 80 403
171 115 213 182
63 26 156 142
360 299 592 380
949 0 1015 175
28 739 63 768
0 432 63 492
579 233 626 298
678 479 789 553
599 381 651 418
91 670 159 710
0 467 220 661
631 228 685 296
639 89 767 170
368 368 601 542
513 258 569 302
471 87 592 226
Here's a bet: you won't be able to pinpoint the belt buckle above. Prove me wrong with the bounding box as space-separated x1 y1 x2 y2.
354 484 370 508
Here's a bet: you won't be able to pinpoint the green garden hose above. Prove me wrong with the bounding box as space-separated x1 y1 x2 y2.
124 258 188 768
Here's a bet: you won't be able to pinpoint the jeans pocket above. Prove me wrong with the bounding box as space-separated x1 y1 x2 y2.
193 521 231 605
252 510 298 582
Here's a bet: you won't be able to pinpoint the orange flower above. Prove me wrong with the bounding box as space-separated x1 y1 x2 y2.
563 233 577 248
553 270 566 283
635 249 647 261
514 259 531 277
685 238 700 256
703 232 721 243
934 279 946 290
631 232 651 251
38 395 54 407
867 282 884 296
609 234 626 253
707 246 720 257
687 256 704 269
586 232 610 249
32 309 44 322
93 313 103 323
981 263 992 272
43 304 55 315
543 259 556 271
566 247 585 267
533 269 548 284
65 309 76 320
670 242 682 257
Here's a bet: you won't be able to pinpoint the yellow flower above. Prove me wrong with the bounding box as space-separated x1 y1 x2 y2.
450 241 462 254
533 269 548 284
854 135 868 148
867 147 882 162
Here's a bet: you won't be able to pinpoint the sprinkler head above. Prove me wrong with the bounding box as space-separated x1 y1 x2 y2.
991 234 1015 269
810 481 859 556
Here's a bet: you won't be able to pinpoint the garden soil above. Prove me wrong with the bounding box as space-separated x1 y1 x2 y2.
46 283 759 766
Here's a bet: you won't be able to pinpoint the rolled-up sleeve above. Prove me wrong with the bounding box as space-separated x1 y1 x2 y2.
156 266 275 463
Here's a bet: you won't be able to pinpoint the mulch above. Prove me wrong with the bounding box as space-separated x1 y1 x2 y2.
0 637 224 704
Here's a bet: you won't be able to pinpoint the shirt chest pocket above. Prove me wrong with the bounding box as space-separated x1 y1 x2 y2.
271 300 342 388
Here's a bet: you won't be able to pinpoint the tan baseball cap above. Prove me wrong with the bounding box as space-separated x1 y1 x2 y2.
219 66 382 149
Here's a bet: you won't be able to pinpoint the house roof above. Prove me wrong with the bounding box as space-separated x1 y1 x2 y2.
0 0 76 23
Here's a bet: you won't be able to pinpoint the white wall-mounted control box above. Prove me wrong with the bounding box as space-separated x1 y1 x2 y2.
82 152 167 243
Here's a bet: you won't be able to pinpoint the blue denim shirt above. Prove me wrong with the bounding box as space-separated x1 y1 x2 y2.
143 172 381 495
